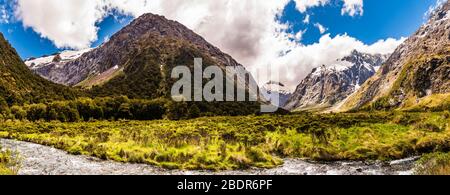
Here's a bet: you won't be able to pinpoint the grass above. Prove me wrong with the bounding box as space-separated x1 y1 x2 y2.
416 152 450 175
402 94 450 112
0 111 448 170
0 146 20 175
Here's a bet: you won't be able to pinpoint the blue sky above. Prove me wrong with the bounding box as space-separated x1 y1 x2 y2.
280 0 437 45
0 0 440 59
0 11 133 59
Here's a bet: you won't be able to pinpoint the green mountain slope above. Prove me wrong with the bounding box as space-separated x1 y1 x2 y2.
0 33 77 106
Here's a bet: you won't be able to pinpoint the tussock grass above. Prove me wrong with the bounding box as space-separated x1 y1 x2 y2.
0 146 20 175
416 152 450 175
0 112 448 170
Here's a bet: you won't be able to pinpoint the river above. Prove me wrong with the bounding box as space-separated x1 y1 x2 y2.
0 138 418 175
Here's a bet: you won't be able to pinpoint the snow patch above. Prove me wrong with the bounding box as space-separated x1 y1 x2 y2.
25 48 92 69
311 60 352 77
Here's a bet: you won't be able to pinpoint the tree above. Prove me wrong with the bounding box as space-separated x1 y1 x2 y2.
67 108 80 122
188 104 200 118
25 103 47 121
47 108 58 121
118 103 132 119
0 97 9 116
164 101 188 120
10 106 26 120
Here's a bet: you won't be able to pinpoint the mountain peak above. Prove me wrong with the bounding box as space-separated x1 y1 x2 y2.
284 51 388 111
20 11 260 103
262 81 292 107
341 0 450 111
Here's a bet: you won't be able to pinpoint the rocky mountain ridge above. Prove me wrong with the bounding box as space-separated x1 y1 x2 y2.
284 50 388 111
340 1 450 111
261 81 292 107
23 13 259 101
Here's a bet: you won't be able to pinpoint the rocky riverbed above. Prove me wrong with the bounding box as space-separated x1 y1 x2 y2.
0 138 418 175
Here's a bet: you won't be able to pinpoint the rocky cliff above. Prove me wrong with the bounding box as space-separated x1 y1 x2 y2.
25 13 259 100
341 1 450 111
284 50 388 111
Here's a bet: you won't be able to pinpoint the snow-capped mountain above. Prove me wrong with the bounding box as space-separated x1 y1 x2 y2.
24 49 92 84
25 49 92 69
22 13 260 103
261 81 292 107
341 1 450 111
284 50 389 111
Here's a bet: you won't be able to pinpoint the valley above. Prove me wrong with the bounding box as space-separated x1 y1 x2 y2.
0 112 449 174
0 138 417 175
0 1 449 176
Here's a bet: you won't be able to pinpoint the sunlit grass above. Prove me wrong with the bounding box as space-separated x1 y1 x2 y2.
0 147 20 175
0 112 448 170
416 152 450 175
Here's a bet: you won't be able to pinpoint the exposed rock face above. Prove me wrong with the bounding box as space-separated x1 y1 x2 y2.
262 81 292 107
284 50 388 111
25 49 92 84
341 1 450 110
65 13 247 87
24 13 259 100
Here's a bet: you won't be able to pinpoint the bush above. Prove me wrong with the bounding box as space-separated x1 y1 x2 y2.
164 101 188 120
10 106 26 120
25 103 47 121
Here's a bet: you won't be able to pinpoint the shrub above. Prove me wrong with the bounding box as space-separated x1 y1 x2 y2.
416 153 450 175
10 106 26 120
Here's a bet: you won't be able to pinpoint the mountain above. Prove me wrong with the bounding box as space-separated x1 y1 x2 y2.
261 81 292 107
25 49 92 83
0 33 76 106
25 13 259 100
284 50 388 111
22 13 262 115
341 1 450 111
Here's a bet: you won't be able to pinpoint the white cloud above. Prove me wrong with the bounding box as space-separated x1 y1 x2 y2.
293 0 364 16
15 0 107 49
293 0 329 13
103 36 110 44
0 5 9 23
288 29 307 42
12 0 402 90
256 34 405 91
314 23 327 34
303 14 310 24
341 0 364 16
424 0 446 20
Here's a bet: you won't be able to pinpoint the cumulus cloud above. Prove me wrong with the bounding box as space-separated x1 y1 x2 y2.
0 4 10 23
11 0 403 90
314 23 327 34
293 0 329 13
293 0 364 16
14 0 107 49
341 0 364 16
255 34 405 91
303 14 310 24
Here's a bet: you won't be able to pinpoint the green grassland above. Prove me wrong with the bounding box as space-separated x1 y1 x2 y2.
0 146 19 175
0 111 449 171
